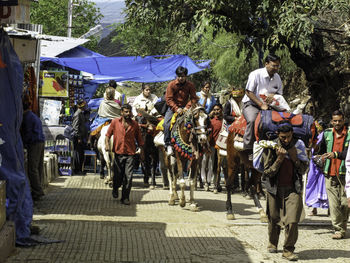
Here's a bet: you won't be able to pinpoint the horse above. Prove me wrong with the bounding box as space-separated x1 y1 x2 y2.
225 129 268 221
97 124 114 187
166 106 210 211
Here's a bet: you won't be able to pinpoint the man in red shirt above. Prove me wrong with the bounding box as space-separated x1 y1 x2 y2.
317 110 350 239
105 104 144 205
163 66 198 156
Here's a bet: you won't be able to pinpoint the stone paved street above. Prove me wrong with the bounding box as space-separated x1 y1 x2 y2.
6 173 350 263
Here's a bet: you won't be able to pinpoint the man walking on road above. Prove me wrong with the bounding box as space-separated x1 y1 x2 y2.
316 110 350 239
105 104 144 205
262 122 308 261
242 54 283 160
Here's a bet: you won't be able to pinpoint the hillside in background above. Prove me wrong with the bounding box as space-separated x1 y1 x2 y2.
97 29 126 56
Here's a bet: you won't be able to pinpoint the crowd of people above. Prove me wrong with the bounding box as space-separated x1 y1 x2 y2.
20 55 350 261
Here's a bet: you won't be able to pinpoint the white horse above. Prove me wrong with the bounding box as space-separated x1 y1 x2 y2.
97 124 114 187
166 106 210 211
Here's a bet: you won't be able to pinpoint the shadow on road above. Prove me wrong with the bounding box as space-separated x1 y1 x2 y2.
298 249 350 260
8 221 255 263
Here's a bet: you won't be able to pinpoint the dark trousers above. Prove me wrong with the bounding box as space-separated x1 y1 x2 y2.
27 142 45 198
142 134 159 185
72 137 85 173
163 107 174 146
113 154 134 201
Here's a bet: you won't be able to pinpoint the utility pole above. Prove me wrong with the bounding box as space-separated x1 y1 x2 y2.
67 0 73 37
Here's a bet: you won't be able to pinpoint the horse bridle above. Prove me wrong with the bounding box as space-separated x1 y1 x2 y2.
187 106 209 136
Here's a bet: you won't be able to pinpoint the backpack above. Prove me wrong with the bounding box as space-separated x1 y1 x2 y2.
254 110 316 146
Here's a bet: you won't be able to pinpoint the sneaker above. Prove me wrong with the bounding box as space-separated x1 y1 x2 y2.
282 251 298 261
112 188 118 199
267 244 277 253
267 247 277 253
332 232 344 239
166 146 173 156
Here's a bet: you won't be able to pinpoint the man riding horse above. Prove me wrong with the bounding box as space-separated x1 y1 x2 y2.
242 54 283 161
163 66 198 156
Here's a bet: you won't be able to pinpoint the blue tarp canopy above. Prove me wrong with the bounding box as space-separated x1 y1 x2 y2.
41 54 210 83
57 45 105 58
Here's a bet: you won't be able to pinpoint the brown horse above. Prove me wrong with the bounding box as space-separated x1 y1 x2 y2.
167 106 210 211
225 130 268 221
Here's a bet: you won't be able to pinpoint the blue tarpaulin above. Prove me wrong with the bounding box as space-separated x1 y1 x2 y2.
0 29 33 244
57 45 105 58
41 54 210 83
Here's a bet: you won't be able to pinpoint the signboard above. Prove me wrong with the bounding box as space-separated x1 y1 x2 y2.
39 70 69 97
39 98 62 126
0 0 30 24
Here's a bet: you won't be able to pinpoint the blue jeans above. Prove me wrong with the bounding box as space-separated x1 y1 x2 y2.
163 107 174 147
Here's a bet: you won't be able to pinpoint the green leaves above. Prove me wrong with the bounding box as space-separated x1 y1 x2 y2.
31 0 102 50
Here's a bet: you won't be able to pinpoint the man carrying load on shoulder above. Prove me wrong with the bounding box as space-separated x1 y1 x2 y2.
262 122 308 261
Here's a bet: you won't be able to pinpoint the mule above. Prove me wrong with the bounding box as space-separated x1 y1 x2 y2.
167 106 210 211
97 124 114 187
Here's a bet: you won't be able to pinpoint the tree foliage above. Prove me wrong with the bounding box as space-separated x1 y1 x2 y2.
31 0 103 50
123 0 350 120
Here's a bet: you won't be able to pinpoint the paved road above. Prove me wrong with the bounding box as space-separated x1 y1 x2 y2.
7 174 350 263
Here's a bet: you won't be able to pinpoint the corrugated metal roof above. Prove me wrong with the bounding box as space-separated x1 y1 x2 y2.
4 26 89 57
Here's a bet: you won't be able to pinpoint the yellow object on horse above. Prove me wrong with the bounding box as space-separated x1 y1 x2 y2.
90 120 111 136
156 112 178 131
156 119 164 131
170 112 178 130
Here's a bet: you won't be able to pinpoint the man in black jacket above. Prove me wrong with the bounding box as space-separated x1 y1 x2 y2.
72 99 88 175
262 122 308 261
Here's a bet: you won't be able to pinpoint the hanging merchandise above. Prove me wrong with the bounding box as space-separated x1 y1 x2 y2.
68 74 84 107
23 66 38 114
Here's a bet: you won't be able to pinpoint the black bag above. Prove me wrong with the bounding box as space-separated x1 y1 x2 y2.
154 95 168 116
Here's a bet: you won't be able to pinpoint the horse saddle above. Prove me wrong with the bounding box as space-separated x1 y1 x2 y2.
228 115 246 151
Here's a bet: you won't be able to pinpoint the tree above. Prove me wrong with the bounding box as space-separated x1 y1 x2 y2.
31 0 103 51
123 0 350 120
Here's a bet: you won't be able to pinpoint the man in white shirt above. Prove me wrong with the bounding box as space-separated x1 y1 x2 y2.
242 54 283 159
345 145 350 208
